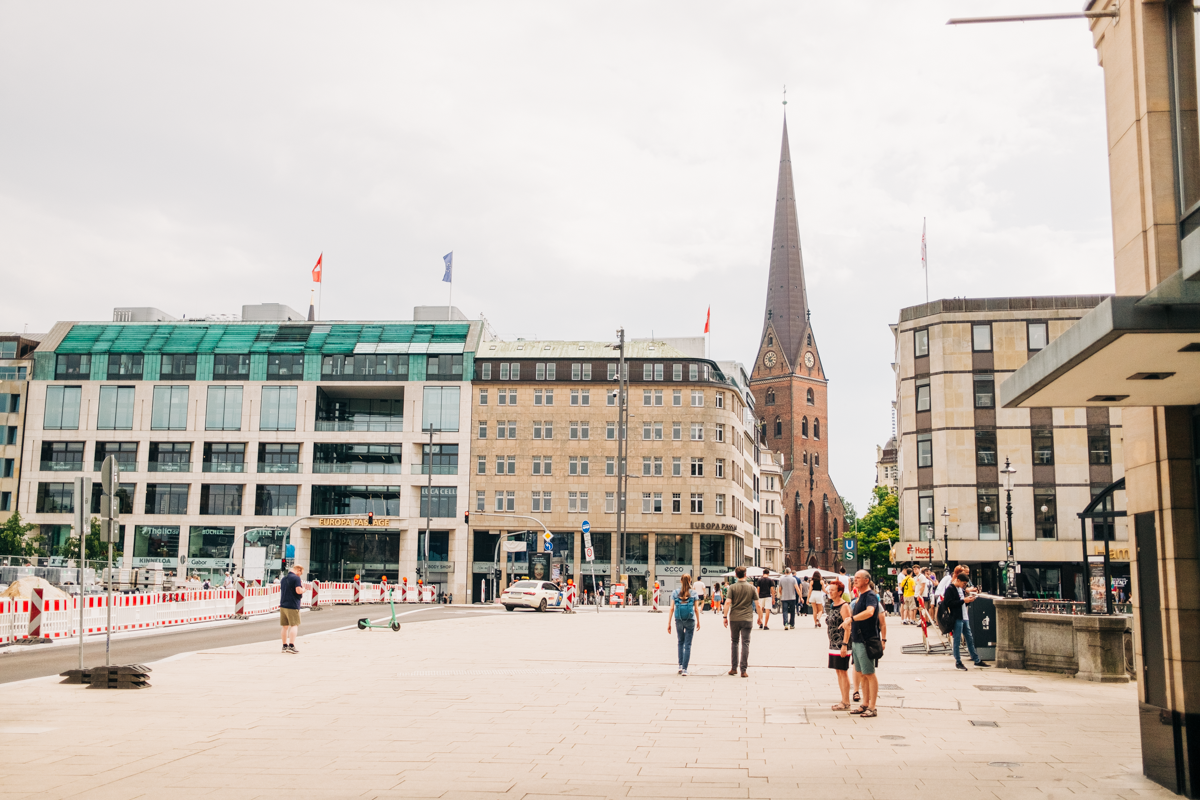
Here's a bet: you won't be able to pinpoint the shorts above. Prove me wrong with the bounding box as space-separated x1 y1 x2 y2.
903 597 916 611
280 608 301 627
851 641 877 675
809 591 824 606
827 651 851 671
759 597 773 611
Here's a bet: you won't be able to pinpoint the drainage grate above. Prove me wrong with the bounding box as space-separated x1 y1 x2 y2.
976 685 1034 693
627 686 664 696
971 720 999 727
989 762 1022 768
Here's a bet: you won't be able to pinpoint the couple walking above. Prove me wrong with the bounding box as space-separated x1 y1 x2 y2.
666 566 762 677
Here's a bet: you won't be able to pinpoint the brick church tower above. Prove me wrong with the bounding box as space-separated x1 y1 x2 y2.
749 116 846 572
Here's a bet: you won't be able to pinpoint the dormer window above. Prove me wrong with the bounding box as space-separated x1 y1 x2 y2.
767 334 773 346
806 333 812 346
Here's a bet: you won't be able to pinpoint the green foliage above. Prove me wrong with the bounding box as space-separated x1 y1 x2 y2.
845 486 899 587
0 512 39 558
840 497 858 528
65 518 114 563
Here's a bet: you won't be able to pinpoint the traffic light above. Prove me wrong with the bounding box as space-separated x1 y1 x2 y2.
367 512 374 526
463 511 470 525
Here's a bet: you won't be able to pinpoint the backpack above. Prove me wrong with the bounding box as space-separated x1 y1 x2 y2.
674 590 695 621
935 598 955 634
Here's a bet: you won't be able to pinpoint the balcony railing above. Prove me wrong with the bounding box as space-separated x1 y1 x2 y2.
312 463 404 474
148 462 191 473
314 420 404 432
411 464 458 475
40 461 83 472
203 462 246 473
258 463 302 474
93 461 137 473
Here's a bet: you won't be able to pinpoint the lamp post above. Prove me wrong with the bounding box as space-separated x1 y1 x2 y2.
1001 457 1019 598
941 506 950 572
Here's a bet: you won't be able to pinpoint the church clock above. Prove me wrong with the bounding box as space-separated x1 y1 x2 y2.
804 351 815 368
763 351 777 368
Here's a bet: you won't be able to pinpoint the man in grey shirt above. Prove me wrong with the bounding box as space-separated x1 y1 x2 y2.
778 567 800 630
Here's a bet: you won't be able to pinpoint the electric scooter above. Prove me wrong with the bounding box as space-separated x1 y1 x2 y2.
357 587 402 632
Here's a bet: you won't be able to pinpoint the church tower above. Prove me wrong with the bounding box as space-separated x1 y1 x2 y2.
749 115 845 571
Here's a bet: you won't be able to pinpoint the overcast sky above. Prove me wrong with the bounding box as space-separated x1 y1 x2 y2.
0 2 1113 513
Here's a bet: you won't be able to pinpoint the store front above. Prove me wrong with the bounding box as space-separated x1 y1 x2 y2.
309 527 400 583
186 525 234 581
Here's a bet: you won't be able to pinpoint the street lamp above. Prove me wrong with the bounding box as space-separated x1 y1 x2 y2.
941 506 950 572
1001 457 1019 598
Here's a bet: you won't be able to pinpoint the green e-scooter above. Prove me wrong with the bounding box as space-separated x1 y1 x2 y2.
357 587 402 632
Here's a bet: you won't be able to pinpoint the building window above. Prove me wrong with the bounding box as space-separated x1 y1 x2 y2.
672 457 682 477
310 485 401 516
673 364 683 381
914 328 929 358
421 386 461 432
975 429 997 466
1089 426 1112 464
258 443 299 473
480 363 492 380
715 392 724 409
478 389 488 407
813 420 820 440
766 389 775 406
94 441 137 472
260 386 298 432
149 442 191 473
40 441 83 472
106 354 143 380
0 492 11 512
978 488 999 540
672 492 682 513
213 354 251 379
915 378 930 413
199 484 243 515
715 459 725 478
715 494 725 515
690 457 704 477
917 434 933 468
672 422 682 441
97 386 136 430
496 420 516 439
477 456 486 475
1028 322 1048 351
973 374 995 408
774 417 782 438
690 423 704 441
160 354 197 380
476 490 485 512
36 482 74 513
672 389 682 407
254 485 299 517
204 386 243 431
425 354 463 381
44 386 82 431
145 484 190 515
55 354 91 380
689 364 699 381
1035 489 1057 540
151 386 190 431
690 493 704 514
691 390 703 407
499 363 510 380
918 490 934 541
204 442 246 473
267 354 305 379
419 487 458 518
802 417 808 438
606 456 615 476
532 491 544 512
479 420 488 439
1032 428 1055 465
972 324 992 352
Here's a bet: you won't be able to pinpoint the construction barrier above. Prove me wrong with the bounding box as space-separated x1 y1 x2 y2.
29 590 73 640
652 583 661 612
563 584 575 613
352 580 361 604
0 597 24 643
234 578 245 617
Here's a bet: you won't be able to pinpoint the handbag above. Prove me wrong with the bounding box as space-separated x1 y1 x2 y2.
865 634 884 661
936 601 954 635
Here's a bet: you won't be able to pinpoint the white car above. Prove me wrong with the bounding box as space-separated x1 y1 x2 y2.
500 580 563 612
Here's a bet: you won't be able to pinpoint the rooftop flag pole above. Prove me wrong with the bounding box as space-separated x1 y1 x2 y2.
921 219 928 304
443 251 454 320
312 253 323 320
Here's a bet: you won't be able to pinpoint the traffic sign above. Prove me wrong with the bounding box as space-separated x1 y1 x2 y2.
845 539 856 551
581 521 590 534
585 546 595 562
542 531 553 542
544 541 553 552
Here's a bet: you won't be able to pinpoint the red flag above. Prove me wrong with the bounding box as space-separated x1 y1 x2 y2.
704 306 710 334
312 253 323 283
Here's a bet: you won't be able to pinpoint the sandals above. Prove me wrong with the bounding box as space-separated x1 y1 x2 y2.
849 705 868 715
831 702 852 711
852 691 861 702
860 708 878 718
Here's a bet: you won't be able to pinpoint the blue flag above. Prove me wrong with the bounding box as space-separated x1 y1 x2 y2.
442 252 453 283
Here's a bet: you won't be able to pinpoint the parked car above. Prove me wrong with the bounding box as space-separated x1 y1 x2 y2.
500 580 562 612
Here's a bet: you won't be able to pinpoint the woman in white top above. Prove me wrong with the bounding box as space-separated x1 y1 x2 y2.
809 574 825 628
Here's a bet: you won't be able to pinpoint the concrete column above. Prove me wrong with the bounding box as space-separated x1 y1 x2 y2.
994 596 1033 669
572 529 581 587
692 532 702 579
646 533 656 594
1072 614 1132 683
609 531 619 587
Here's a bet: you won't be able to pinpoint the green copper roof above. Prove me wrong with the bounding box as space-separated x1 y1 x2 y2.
55 323 472 355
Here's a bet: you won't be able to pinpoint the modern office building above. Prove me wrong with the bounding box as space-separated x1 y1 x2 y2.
892 295 1125 597
468 338 761 601
748 115 847 570
0 334 40 523
17 307 482 600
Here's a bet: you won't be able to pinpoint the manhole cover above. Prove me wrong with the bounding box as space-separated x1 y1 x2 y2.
971 720 999 727
989 762 1022 768
976 685 1034 693
627 686 664 696
878 684 902 691
881 735 905 740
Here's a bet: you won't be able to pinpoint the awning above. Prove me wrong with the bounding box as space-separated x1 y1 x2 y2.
1000 296 1200 409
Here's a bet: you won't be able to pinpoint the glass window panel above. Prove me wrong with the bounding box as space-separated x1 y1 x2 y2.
914 329 929 357
1028 323 1048 351
972 324 992 352
973 374 995 408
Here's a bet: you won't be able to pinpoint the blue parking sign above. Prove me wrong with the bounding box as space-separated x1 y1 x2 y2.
582 521 590 534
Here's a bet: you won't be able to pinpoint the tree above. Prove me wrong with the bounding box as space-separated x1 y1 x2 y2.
845 486 899 587
840 497 858 529
65 517 115 563
0 512 40 558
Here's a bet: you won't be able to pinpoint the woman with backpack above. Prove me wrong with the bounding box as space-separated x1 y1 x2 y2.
667 574 703 676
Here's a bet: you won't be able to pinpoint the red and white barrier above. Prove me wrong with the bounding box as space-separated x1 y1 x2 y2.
563 584 575 613
234 578 246 616
0 597 23 643
29 590 72 639
353 580 361 604
652 583 661 612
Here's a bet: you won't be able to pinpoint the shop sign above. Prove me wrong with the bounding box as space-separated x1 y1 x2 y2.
889 541 942 563
503 541 526 553
699 565 728 577
317 517 393 527
690 522 738 532
622 562 648 576
1093 546 1130 561
580 563 611 574
133 557 175 566
424 562 454 572
658 565 690 575
472 561 496 573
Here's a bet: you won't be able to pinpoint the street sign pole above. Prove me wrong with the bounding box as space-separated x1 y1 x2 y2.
100 456 121 667
74 476 92 670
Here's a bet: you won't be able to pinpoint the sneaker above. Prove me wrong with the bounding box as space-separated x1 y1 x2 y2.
974 661 991 668
678 667 683 674
282 645 289 653
955 662 967 671
681 669 688 677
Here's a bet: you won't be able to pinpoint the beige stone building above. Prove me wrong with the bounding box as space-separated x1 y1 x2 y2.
758 449 784 572
0 334 40 525
469 339 760 601
892 297 1124 596
875 435 897 493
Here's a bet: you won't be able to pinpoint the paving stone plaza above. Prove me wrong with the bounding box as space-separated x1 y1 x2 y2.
0 607 1170 799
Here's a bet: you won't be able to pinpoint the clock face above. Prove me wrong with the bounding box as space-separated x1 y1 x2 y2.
804 352 815 368
763 351 777 368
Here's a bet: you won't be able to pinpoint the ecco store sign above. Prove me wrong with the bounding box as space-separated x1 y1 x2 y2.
690 522 738 532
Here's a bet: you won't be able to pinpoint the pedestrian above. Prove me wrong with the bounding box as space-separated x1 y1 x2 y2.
280 564 306 654
800 575 811 616
943 566 990 670
723 566 760 677
778 567 799 630
848 570 887 717
756 568 775 630
712 582 723 613
202 577 211 590
882 587 895 616
810 573 825 628
900 568 916 624
825 578 854 710
695 578 707 606
667 573 702 676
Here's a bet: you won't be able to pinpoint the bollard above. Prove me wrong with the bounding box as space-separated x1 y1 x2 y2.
234 578 246 619
401 577 408 603
353 580 361 605
29 588 45 639
311 581 321 610
650 582 662 613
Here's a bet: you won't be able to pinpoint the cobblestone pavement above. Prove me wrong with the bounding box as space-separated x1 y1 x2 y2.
0 605 1171 799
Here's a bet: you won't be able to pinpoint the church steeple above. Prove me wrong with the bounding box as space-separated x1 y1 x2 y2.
762 116 810 364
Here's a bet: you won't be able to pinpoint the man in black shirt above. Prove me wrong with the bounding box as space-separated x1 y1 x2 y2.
848 570 887 717
755 569 775 630
280 564 305 654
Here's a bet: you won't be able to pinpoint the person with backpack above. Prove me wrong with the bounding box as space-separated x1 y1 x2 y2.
667 573 703 676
